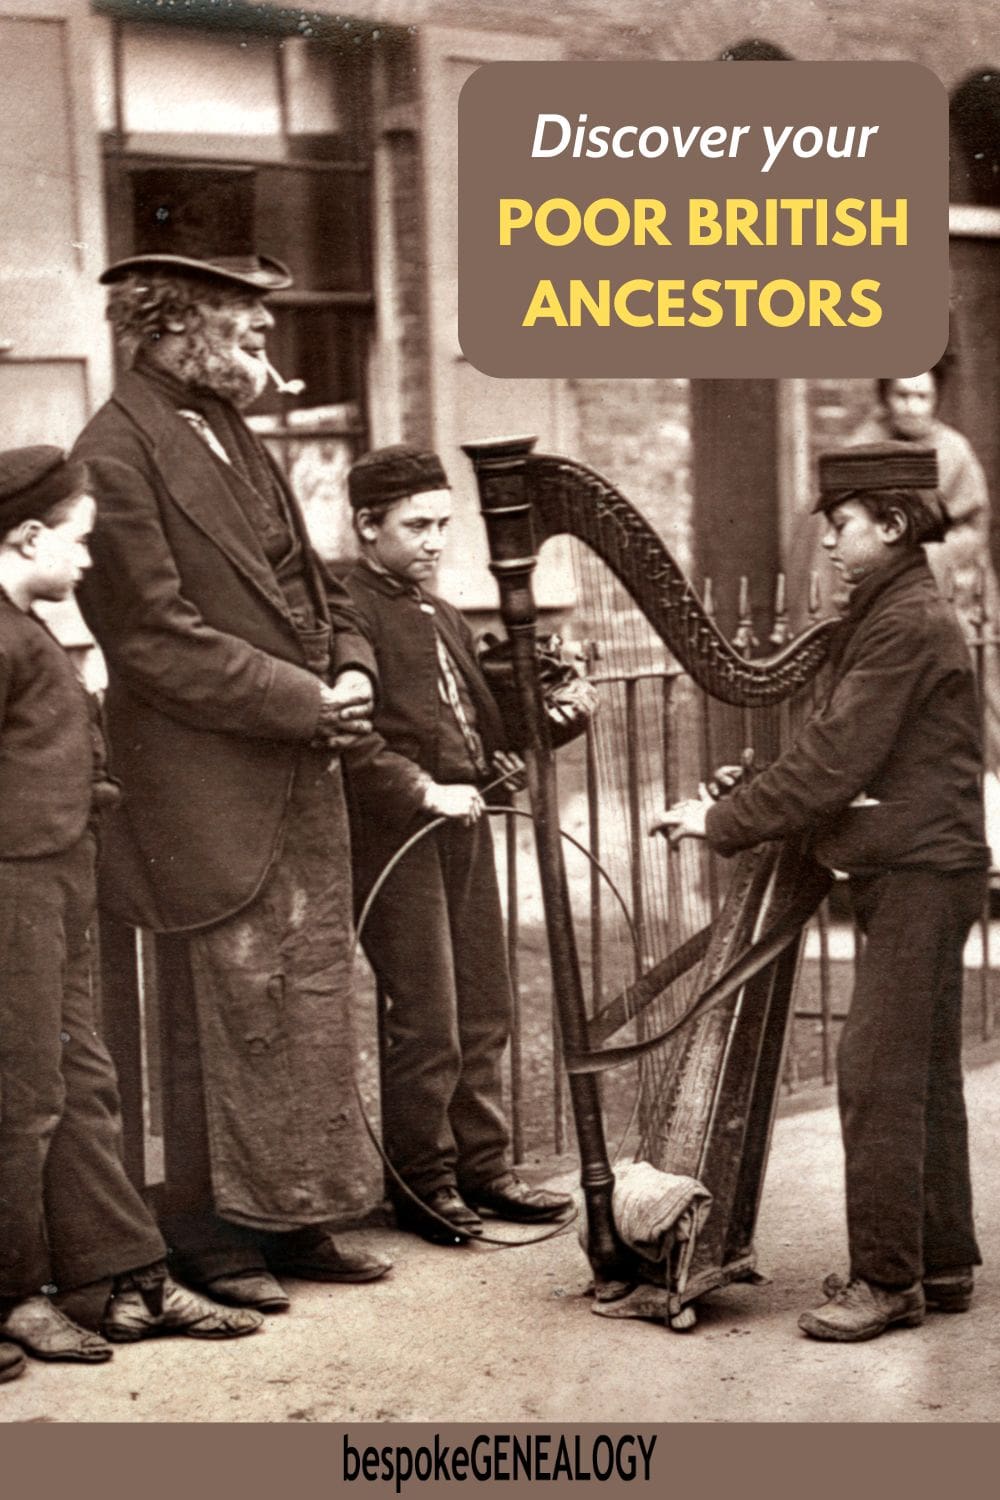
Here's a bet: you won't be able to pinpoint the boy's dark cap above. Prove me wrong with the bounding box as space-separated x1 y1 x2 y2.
812 442 939 513
0 446 88 532
348 445 449 511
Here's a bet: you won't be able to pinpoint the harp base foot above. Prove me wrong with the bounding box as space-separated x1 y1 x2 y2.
670 1306 698 1331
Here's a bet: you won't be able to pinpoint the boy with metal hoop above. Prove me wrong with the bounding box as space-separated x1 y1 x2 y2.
343 445 574 1244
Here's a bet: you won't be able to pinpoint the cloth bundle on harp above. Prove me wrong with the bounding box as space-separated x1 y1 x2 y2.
477 630 598 749
464 435 836 1326
574 1163 714 1327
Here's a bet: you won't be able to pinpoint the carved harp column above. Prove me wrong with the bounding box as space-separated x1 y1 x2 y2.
466 434 628 1286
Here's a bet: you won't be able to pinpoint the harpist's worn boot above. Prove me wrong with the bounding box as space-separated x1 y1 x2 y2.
922 1266 974 1313
799 1276 925 1342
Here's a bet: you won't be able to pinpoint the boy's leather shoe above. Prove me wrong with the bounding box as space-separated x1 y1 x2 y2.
923 1266 974 1313
0 1296 113 1363
394 1186 484 1245
265 1229 392 1283
464 1172 574 1224
800 1276 925 1342
102 1274 262 1341
204 1270 291 1312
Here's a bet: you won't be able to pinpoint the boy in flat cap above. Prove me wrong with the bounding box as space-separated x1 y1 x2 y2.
343 445 573 1243
0 448 261 1380
653 441 988 1342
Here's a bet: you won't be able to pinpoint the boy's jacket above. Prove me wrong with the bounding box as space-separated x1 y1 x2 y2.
706 552 989 875
341 560 507 828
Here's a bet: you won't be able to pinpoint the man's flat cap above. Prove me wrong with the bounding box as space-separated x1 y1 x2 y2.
348 445 449 511
0 446 87 532
813 441 939 511
99 252 292 293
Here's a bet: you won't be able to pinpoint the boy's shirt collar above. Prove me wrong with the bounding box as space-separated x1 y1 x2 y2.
358 553 424 602
842 548 928 622
0 581 31 614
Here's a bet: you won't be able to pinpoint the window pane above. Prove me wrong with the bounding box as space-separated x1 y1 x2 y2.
256 165 370 292
251 306 370 420
122 24 281 136
282 38 342 135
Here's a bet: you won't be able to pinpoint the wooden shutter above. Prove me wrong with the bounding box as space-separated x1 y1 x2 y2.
0 1 111 445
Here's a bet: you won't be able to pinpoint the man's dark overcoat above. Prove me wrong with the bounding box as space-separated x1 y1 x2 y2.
72 370 375 933
71 370 381 1244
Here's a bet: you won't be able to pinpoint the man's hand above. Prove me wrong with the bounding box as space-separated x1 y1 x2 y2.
492 751 527 793
315 669 374 749
649 784 714 845
423 782 485 825
328 668 374 721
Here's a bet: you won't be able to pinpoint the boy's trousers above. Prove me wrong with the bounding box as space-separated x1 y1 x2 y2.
840 865 985 1289
0 834 164 1299
357 816 513 1198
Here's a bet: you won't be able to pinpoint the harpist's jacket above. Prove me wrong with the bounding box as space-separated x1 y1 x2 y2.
706 551 990 875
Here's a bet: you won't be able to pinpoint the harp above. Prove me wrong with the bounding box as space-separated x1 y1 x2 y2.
464 435 836 1325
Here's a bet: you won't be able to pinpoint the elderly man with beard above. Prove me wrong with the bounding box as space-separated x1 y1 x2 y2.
70 240 392 1319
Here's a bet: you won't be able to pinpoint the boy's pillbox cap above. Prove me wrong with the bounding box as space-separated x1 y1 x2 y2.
0 447 88 532
348 445 449 511
813 441 949 543
813 441 939 509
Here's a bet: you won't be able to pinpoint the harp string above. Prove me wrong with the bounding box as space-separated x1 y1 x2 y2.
549 520 817 1157
550 527 734 1150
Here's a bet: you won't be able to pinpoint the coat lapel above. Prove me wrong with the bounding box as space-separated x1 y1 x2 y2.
111 372 297 625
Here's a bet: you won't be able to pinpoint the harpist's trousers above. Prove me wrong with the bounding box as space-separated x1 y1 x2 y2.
840 866 984 1289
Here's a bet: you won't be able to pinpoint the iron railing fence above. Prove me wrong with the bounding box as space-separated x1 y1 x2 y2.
97 569 1000 1188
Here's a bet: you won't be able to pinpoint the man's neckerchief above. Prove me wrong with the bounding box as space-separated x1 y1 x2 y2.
134 351 288 524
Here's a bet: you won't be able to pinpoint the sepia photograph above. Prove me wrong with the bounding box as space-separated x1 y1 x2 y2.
1 0 998 1433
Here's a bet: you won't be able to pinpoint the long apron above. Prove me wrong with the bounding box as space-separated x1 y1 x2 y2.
186 753 378 1229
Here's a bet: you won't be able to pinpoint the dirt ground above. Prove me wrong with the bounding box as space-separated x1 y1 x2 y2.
4 1050 999 1425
